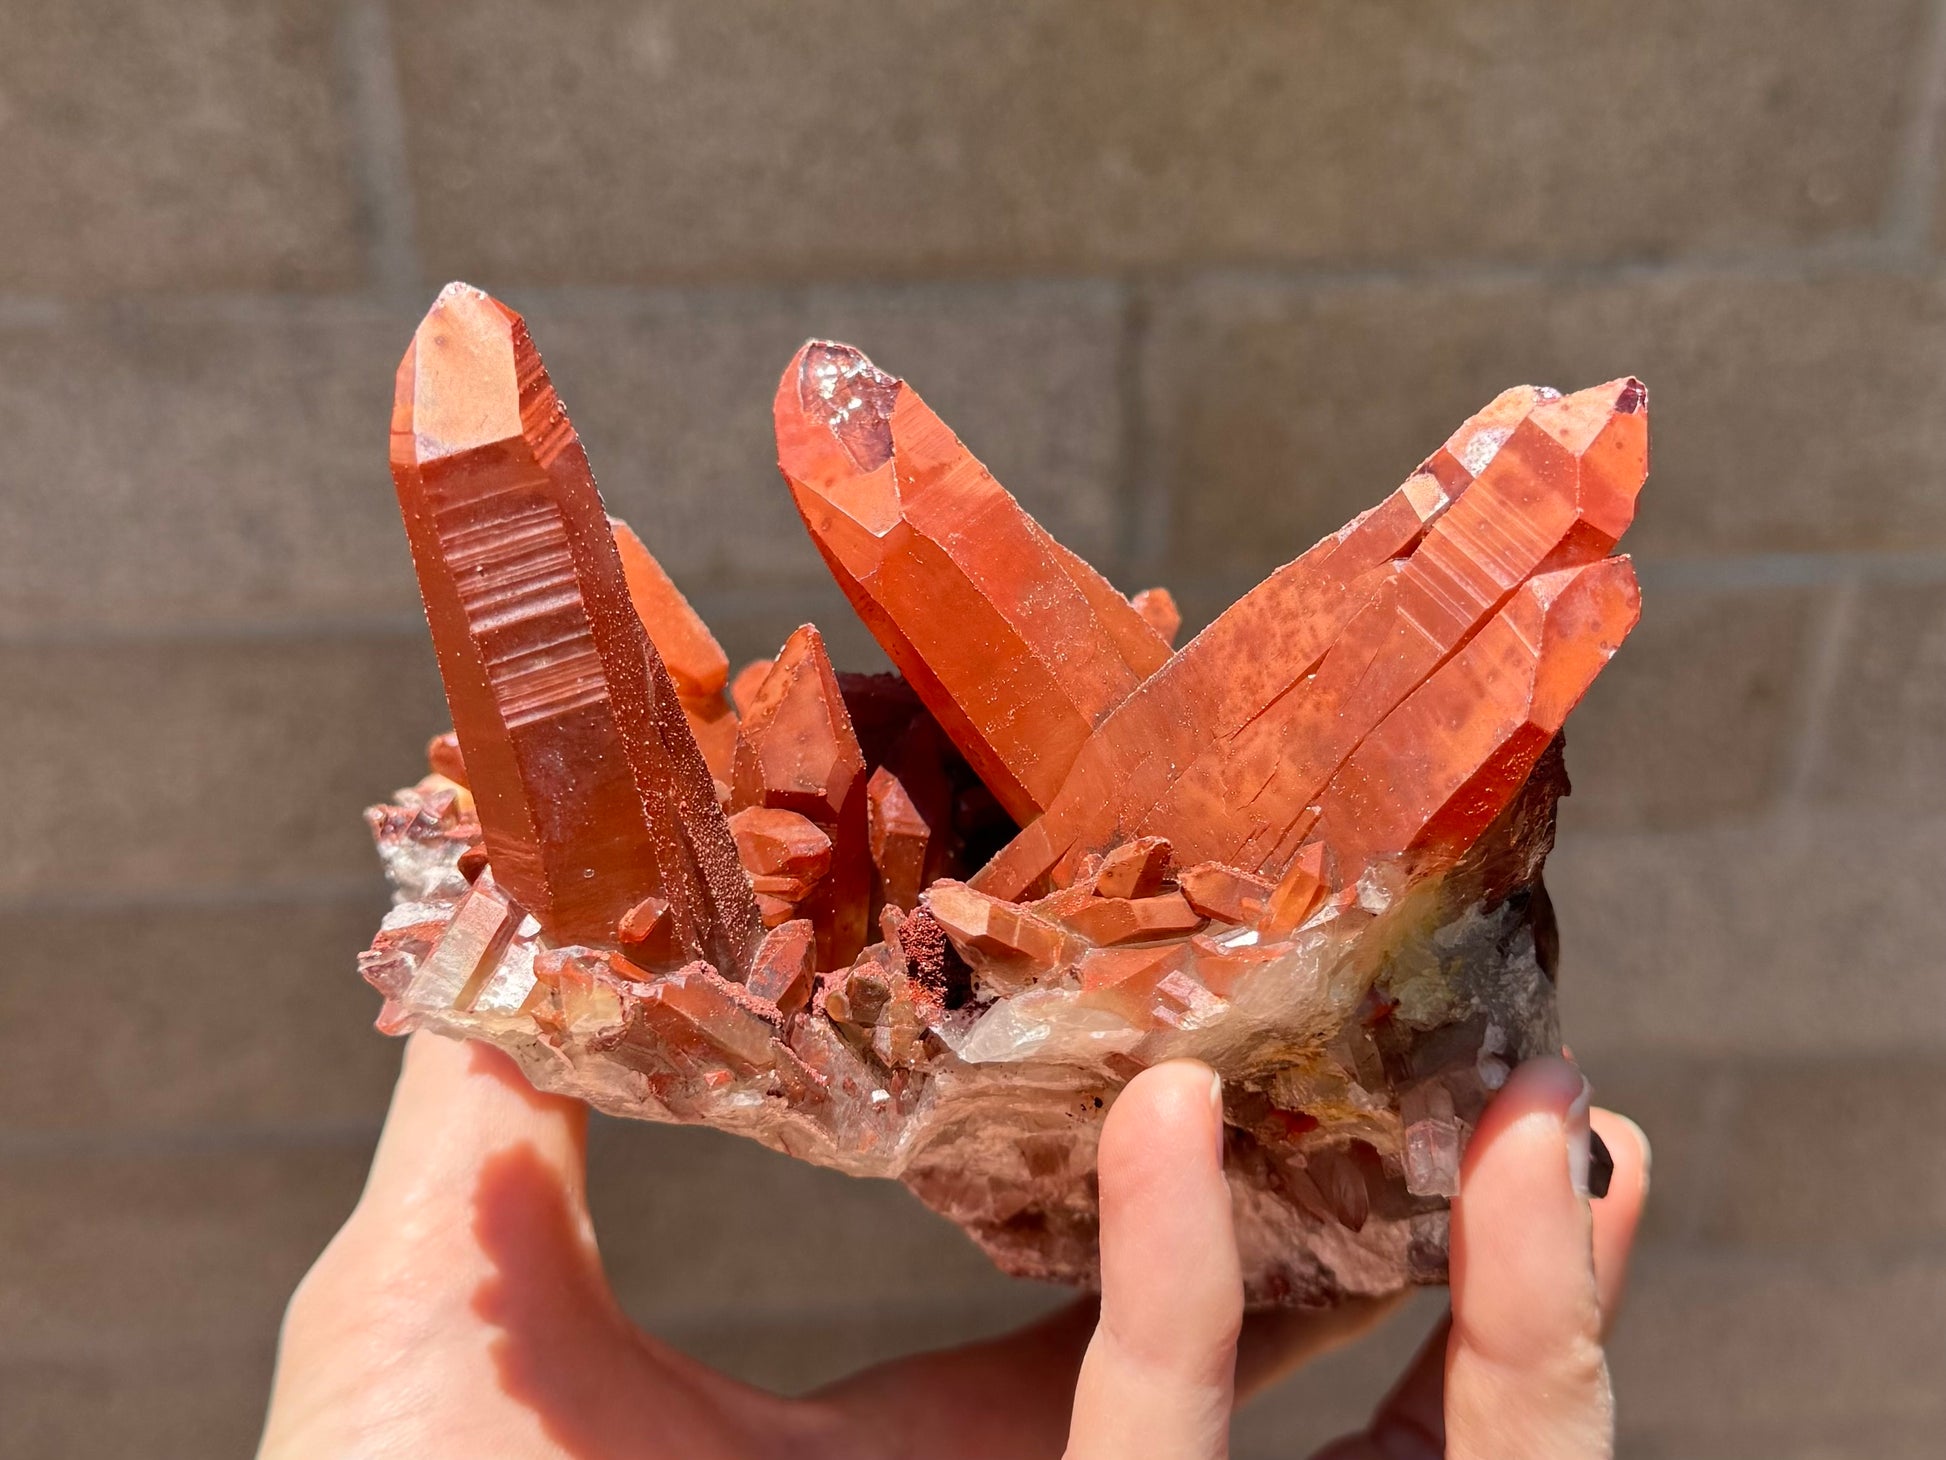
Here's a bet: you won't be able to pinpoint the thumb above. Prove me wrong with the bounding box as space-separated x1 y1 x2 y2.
1066 1060 1243 1460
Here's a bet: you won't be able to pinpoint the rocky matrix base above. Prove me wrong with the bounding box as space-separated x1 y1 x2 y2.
360 284 1645 1307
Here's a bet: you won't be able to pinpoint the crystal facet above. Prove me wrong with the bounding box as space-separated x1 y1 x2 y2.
364 286 1645 1306
388 284 759 970
773 342 1171 823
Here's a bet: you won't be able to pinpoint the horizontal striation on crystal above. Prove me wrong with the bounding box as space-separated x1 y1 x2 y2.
389 284 759 971
362 284 1645 1306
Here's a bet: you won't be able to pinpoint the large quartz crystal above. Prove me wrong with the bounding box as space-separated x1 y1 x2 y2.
361 283 1644 1307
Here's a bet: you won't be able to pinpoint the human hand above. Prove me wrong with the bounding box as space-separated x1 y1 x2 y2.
259 1034 1647 1459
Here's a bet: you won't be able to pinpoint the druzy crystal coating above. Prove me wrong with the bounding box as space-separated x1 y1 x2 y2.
362 283 1645 1306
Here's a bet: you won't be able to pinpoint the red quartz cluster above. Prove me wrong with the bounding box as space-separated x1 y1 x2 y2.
361 283 1644 1305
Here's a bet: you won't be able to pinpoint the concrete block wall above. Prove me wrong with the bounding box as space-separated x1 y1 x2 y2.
4 2 1943 1454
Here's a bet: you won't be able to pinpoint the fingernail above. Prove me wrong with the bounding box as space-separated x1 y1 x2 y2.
1566 1072 1593 1197
1619 1114 1653 1184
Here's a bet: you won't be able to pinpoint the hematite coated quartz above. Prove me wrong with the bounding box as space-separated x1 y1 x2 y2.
361 284 1644 1306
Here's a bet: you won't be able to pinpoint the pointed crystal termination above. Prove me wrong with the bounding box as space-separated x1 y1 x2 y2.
1122 379 1648 878
867 766 931 911
974 384 1566 900
1129 587 1181 646
390 283 761 968
611 517 739 784
774 341 1171 824
731 625 872 968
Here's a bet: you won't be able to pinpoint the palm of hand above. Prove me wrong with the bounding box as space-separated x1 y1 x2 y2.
260 1035 1646 1460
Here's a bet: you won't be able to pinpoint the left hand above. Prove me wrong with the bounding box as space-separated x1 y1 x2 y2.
258 1035 1647 1459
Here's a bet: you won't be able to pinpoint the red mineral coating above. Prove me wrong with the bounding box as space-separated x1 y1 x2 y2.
867 766 931 911
774 341 1170 823
1090 836 1172 900
617 959 786 1072
1077 943 1184 1021
1261 844 1327 934
892 905 971 1008
689 703 741 794
925 881 1072 975
611 517 739 783
842 676 959 903
1146 379 1646 878
728 806 835 900
609 518 729 699
1177 863 1273 925
389 283 760 968
730 659 773 718
731 626 871 968
1186 933 1287 999
976 379 1645 897
1061 892 1206 947
1130 587 1181 646
1314 555 1641 879
729 805 834 876
617 895 678 968
426 731 468 785
970 463 1453 900
1417 384 1559 494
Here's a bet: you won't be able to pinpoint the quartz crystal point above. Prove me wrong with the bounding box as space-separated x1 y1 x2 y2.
363 288 1646 1308
1129 586 1182 646
730 625 873 967
773 342 1171 823
974 381 1643 897
388 284 759 968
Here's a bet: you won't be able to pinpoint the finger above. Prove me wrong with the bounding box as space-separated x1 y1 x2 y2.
1443 1055 1612 1459
358 1030 589 1220
1311 1090 1650 1460
824 1077 1438 1456
1589 1109 1650 1331
1066 1059 1242 1460
274 1033 605 1426
274 1039 797 1459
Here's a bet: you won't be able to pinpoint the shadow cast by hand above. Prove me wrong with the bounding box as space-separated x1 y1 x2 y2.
470 1142 644 1458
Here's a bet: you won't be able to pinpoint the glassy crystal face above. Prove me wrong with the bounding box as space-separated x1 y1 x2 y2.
363 283 1644 1307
